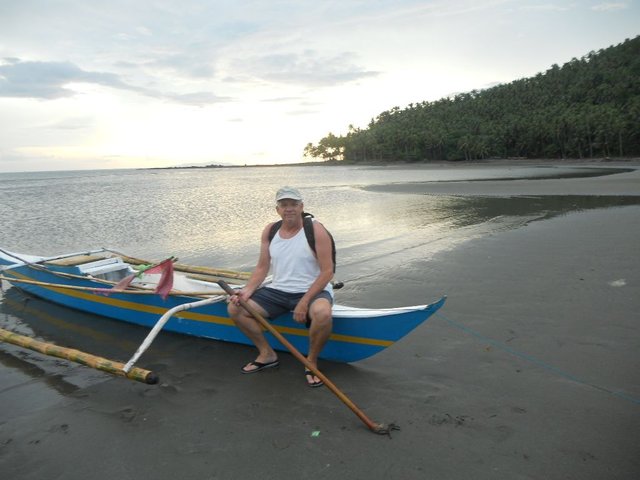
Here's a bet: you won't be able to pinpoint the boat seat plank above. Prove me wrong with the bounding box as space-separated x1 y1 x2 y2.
45 255 106 266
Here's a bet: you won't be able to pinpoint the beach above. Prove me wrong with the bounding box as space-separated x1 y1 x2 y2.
1 163 639 479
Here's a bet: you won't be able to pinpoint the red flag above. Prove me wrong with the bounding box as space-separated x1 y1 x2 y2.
147 258 174 300
94 258 174 299
94 273 136 296
112 273 137 291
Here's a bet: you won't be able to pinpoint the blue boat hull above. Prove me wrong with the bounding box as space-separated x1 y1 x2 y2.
1 257 445 363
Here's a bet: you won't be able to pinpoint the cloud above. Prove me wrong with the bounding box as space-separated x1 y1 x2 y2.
143 51 217 79
590 2 628 11
235 50 379 87
519 3 571 12
163 91 231 106
262 96 303 103
0 59 125 99
287 109 318 116
45 117 95 131
0 58 229 106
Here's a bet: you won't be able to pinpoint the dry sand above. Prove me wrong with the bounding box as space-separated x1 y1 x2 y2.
1 164 639 479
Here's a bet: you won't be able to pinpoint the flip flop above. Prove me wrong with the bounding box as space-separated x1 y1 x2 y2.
241 359 279 374
304 369 324 388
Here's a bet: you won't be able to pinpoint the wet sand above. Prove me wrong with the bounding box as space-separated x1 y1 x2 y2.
1 165 639 479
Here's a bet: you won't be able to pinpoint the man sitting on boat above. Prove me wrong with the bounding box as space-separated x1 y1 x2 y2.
228 186 334 387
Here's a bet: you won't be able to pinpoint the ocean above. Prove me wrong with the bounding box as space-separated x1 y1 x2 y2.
1 163 637 302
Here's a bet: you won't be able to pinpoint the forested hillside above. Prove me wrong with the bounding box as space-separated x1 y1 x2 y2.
304 36 640 162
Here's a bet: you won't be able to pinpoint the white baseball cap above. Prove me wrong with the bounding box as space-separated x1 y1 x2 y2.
275 186 303 202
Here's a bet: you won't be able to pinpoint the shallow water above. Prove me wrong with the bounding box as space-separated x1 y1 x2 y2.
2 164 639 298
2 164 637 268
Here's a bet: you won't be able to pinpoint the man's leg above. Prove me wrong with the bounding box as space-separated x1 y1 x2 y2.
305 298 332 384
228 300 278 371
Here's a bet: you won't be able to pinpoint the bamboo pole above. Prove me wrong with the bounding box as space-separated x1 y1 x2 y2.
0 328 158 384
116 253 252 280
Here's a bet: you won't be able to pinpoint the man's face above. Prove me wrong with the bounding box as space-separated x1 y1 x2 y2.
276 199 303 221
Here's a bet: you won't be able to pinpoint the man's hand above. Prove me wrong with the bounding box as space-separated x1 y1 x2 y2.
229 288 252 306
293 299 309 324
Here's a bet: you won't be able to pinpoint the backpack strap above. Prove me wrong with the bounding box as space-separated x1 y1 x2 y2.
268 220 283 243
303 214 336 273
302 215 316 253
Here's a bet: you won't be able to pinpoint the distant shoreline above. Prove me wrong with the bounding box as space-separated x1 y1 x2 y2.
145 156 640 171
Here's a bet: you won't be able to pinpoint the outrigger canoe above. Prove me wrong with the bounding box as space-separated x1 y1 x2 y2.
0 248 446 363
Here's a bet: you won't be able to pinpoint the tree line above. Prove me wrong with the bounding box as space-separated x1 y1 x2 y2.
304 36 640 162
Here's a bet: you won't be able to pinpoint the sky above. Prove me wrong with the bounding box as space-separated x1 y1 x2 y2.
0 1 638 172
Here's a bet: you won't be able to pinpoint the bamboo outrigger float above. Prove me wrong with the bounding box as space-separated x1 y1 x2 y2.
0 327 158 384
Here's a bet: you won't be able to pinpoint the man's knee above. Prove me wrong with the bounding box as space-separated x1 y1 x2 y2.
229 300 269 323
228 303 249 324
228 302 240 319
309 300 332 327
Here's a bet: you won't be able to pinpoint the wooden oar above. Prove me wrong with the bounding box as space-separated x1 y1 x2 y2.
217 280 399 435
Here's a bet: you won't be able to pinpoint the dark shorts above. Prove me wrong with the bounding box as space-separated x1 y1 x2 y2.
251 287 333 327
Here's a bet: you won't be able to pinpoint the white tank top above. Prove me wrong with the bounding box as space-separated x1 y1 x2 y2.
269 226 333 296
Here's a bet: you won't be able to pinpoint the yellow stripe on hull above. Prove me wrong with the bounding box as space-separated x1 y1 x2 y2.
5 271 393 348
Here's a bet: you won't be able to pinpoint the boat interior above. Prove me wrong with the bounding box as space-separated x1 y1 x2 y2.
44 253 250 294
46 255 134 282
